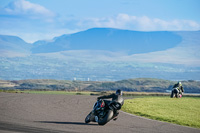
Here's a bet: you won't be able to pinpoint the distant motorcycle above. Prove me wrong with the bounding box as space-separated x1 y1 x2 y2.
85 99 123 125
170 87 182 98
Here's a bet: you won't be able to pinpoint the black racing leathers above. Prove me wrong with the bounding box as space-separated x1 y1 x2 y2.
97 93 124 118
97 93 124 105
173 83 184 94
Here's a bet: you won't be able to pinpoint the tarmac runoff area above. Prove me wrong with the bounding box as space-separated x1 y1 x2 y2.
0 93 199 133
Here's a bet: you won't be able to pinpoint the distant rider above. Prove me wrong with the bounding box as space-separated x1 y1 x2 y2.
97 89 124 121
173 81 184 96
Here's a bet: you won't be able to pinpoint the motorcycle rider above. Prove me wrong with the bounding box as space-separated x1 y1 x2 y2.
173 81 184 96
97 89 124 121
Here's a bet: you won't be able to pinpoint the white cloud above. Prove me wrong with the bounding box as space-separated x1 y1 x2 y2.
4 0 55 19
1 0 199 43
77 13 200 31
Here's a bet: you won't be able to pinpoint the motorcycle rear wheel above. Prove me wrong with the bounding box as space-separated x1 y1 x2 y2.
98 110 113 125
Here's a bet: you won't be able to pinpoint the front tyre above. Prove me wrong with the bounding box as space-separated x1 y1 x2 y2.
170 90 174 98
85 112 92 123
98 110 113 125
174 88 179 98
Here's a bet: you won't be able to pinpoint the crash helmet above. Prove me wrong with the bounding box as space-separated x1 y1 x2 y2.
116 89 123 96
178 81 182 86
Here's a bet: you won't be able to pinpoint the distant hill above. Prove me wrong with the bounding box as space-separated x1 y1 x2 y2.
129 31 200 66
1 78 200 93
0 35 31 55
31 28 182 54
83 78 200 93
0 28 199 81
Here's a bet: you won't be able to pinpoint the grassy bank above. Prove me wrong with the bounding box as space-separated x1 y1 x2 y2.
0 90 97 95
121 97 200 128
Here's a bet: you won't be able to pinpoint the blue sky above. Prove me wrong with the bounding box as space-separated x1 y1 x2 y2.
0 0 199 43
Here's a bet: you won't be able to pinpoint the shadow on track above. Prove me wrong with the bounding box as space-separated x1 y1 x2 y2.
37 121 97 126
0 121 71 133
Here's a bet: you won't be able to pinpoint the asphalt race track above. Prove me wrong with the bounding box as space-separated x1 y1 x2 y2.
0 93 199 133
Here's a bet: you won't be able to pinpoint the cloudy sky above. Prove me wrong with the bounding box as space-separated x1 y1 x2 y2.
0 0 199 43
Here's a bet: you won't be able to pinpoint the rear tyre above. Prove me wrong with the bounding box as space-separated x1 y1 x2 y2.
98 110 113 125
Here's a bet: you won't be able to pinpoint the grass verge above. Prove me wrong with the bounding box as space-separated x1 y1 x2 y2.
121 97 200 128
21 90 96 95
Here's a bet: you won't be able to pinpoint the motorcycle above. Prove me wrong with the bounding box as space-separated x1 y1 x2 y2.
85 99 122 125
170 87 182 98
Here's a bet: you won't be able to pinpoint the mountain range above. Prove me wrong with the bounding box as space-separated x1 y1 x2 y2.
0 28 200 81
31 28 182 54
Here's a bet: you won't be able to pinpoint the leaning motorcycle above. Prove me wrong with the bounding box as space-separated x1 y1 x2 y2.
170 87 182 98
85 99 122 125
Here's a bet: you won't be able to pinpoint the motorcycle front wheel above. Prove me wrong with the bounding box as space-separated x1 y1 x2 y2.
170 91 174 98
85 112 92 123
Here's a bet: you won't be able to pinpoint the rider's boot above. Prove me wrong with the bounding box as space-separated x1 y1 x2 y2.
113 112 119 121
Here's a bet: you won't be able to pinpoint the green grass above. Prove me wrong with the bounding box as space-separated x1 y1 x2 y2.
121 97 200 128
21 90 95 95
